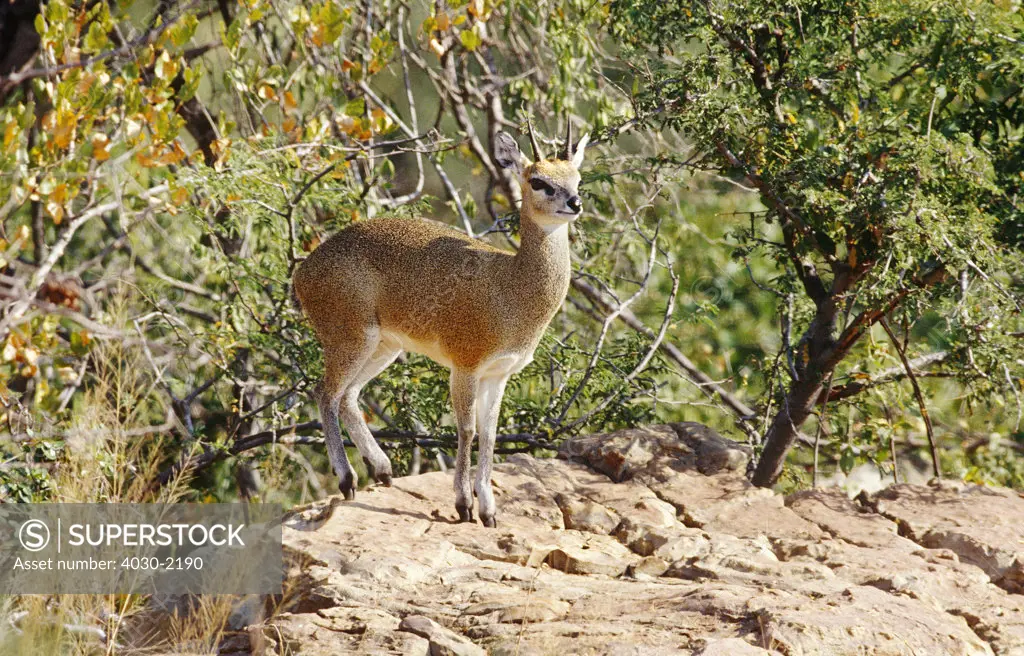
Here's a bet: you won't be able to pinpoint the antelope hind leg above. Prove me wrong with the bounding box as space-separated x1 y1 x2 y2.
338 341 402 486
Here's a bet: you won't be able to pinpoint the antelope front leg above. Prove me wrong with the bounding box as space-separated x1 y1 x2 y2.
475 376 508 528
450 369 478 522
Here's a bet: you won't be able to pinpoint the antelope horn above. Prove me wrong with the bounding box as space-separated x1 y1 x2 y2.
527 117 544 161
563 117 573 161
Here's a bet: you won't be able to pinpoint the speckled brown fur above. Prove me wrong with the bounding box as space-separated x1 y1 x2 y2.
294 160 579 368
292 130 588 525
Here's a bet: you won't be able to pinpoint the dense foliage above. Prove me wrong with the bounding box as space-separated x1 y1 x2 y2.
1 0 1022 509
610 0 1024 485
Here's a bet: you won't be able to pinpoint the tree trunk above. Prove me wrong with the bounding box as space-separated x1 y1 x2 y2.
751 376 824 487
752 291 843 487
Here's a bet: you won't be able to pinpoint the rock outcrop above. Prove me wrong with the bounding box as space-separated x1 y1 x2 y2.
254 423 1024 655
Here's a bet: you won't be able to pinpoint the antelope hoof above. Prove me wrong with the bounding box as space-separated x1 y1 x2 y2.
481 514 497 529
456 504 474 523
338 473 357 500
364 457 393 487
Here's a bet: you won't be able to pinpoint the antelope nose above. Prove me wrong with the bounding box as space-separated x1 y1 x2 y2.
567 196 582 214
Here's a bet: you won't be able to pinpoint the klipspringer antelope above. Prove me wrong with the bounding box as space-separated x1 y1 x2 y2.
293 120 589 527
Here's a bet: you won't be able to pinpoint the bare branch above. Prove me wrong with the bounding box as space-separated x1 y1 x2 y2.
880 318 941 479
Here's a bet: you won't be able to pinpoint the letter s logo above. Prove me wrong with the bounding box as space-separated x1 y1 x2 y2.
19 520 50 552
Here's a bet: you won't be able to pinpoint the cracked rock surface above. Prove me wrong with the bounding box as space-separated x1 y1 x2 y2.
258 423 1024 655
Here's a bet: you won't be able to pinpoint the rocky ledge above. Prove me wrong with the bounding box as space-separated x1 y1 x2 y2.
261 423 1024 655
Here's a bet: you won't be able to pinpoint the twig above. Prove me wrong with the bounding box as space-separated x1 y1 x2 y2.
560 261 681 435
570 278 758 438
2 0 202 87
0 183 170 339
154 422 554 486
823 351 950 402
553 217 665 426
880 318 941 479
357 80 473 234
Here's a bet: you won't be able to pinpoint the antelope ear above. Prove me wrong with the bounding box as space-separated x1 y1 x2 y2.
494 132 524 175
571 132 590 168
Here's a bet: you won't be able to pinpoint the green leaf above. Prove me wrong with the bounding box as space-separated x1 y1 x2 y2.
460 27 482 51
311 0 349 47
169 13 199 47
839 447 856 475
344 97 366 117
83 22 109 54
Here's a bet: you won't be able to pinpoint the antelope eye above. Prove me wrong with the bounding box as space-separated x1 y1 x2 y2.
529 179 555 195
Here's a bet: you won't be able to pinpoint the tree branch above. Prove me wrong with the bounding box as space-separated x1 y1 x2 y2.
880 318 941 478
823 351 950 402
155 422 554 486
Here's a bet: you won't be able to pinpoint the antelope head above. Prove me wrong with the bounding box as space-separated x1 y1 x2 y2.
495 118 590 228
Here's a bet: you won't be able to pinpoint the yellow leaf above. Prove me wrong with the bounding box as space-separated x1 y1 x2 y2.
311 24 326 47
46 200 64 224
257 82 277 101
91 133 110 161
51 109 77 149
155 51 178 81
51 182 67 204
459 26 482 51
136 147 160 168
75 72 94 96
210 137 231 160
161 141 187 165
3 121 18 153
22 347 38 366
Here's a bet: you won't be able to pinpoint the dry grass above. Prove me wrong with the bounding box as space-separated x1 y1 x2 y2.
0 291 261 655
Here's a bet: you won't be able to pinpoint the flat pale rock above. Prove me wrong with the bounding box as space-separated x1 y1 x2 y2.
697 637 778 655
555 493 621 534
399 615 485 656
193 424 1024 656
867 481 1024 594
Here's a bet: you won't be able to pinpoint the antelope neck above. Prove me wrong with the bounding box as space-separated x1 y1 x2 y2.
510 207 572 309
